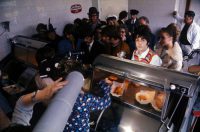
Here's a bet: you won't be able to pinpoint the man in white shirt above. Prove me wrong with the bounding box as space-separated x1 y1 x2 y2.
173 10 200 56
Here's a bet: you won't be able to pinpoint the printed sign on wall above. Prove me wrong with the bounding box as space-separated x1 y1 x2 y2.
70 4 82 14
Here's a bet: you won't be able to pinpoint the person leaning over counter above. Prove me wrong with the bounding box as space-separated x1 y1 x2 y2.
63 78 112 132
1 78 67 132
131 25 162 66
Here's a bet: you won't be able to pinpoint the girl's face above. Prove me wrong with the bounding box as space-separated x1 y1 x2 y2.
135 36 148 52
160 32 172 47
120 28 126 39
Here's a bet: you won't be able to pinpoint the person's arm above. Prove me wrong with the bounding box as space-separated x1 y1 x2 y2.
172 11 184 24
188 65 200 74
0 108 10 130
11 78 67 126
190 27 200 50
21 78 67 106
88 79 112 111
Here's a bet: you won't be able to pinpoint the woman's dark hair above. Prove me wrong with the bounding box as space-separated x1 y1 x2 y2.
81 24 94 38
109 26 121 40
101 25 117 39
134 25 151 43
63 24 75 37
167 23 180 40
160 24 179 45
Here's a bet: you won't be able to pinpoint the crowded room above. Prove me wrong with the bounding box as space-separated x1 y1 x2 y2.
0 0 200 131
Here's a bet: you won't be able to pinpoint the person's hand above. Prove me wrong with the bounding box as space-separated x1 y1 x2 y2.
105 78 113 85
37 78 68 101
173 11 177 16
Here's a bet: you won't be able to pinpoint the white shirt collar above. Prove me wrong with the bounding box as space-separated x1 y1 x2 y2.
88 40 94 51
135 48 150 59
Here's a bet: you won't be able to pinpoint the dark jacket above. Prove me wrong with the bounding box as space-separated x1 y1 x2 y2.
81 40 105 64
126 18 139 33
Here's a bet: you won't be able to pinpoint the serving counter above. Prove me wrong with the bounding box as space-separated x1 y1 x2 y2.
91 54 199 132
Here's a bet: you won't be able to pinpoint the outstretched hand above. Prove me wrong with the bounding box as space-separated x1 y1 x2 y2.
38 78 68 101
173 11 177 16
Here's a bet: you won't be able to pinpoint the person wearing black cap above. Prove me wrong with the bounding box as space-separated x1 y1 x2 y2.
126 9 140 34
88 7 106 32
173 10 200 56
118 10 128 25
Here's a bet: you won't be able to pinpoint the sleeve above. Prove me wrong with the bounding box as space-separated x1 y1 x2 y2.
150 55 163 66
174 14 184 26
87 80 111 111
191 25 200 50
11 97 34 126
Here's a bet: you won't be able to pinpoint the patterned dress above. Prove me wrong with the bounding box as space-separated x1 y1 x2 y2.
64 80 111 132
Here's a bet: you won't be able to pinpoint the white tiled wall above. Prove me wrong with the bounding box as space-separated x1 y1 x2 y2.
0 0 92 61
190 0 200 25
128 0 187 33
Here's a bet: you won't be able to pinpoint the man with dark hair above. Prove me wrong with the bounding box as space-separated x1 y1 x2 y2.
58 24 82 57
108 27 130 59
118 11 128 25
88 7 106 32
173 10 200 56
126 9 140 34
80 27 105 64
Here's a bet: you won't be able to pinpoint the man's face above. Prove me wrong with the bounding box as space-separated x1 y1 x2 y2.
139 18 147 26
84 36 93 45
90 14 98 23
131 14 137 20
101 35 110 44
184 15 193 24
135 36 148 52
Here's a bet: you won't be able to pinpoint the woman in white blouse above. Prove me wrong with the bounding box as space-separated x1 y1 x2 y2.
156 24 183 71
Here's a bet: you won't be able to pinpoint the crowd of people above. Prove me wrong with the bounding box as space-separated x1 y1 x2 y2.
32 7 200 71
1 6 200 132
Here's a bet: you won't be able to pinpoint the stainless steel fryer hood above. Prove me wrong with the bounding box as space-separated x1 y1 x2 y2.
93 54 200 97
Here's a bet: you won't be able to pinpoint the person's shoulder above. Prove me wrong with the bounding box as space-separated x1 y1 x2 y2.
171 42 183 55
191 21 200 30
59 39 70 44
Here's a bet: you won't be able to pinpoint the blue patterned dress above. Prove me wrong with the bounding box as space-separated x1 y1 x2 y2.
64 80 111 132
